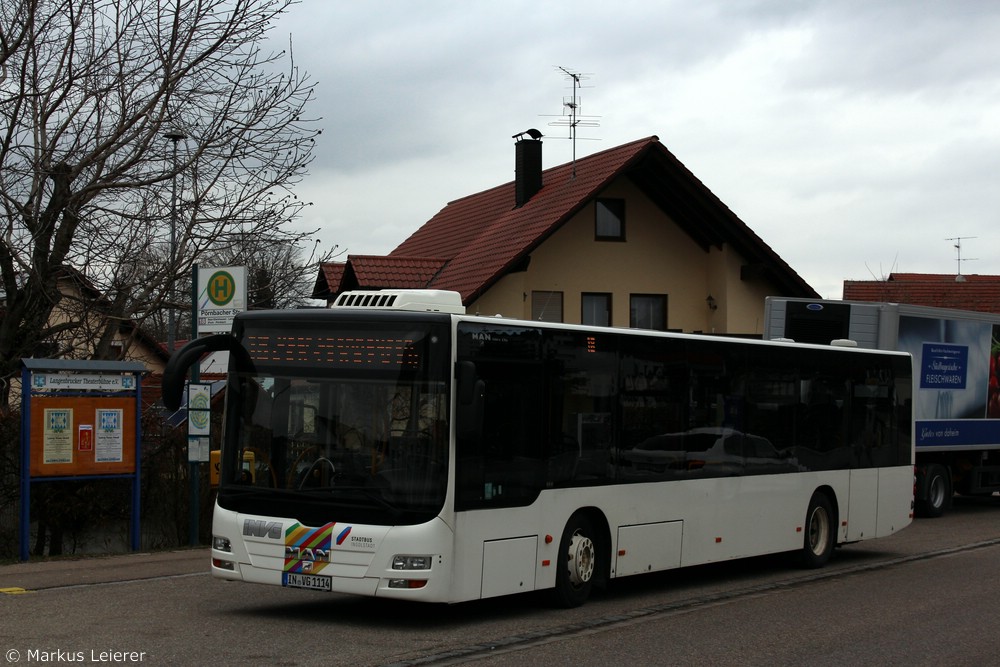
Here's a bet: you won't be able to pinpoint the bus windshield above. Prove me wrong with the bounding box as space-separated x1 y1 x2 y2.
216 315 451 526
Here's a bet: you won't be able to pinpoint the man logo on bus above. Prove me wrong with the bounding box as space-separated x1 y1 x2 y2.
208 270 236 306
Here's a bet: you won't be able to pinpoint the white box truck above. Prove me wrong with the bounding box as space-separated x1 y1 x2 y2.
764 297 1000 517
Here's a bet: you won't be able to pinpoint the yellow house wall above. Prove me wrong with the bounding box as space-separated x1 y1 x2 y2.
710 248 776 336
470 177 787 335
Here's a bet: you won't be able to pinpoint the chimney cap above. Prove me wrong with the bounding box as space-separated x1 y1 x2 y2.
512 128 543 142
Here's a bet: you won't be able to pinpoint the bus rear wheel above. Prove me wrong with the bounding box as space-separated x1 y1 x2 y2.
800 492 835 569
551 512 597 608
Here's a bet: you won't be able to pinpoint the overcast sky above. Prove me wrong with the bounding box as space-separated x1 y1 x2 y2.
268 0 1000 300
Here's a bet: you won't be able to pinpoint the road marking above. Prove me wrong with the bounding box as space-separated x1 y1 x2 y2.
0 587 33 595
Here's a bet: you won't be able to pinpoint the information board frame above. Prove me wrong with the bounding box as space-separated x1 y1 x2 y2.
19 359 145 561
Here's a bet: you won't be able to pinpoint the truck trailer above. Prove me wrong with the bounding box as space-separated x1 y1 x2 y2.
764 297 1000 517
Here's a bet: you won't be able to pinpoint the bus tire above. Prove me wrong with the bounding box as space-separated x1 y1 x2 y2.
917 464 950 518
551 512 597 608
800 491 835 569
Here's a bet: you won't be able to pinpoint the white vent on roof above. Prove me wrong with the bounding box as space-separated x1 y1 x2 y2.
332 289 465 314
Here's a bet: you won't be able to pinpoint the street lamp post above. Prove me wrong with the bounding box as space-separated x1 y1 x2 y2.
163 130 200 547
163 130 186 354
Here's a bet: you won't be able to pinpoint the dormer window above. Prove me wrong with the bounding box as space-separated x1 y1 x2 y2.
595 198 625 241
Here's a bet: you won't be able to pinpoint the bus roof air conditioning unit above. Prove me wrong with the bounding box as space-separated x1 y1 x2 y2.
332 289 466 314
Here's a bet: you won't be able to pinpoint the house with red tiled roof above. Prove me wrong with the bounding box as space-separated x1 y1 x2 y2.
843 273 1000 314
314 135 819 335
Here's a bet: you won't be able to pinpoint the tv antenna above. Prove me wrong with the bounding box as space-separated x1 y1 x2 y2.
946 236 977 280
544 66 600 177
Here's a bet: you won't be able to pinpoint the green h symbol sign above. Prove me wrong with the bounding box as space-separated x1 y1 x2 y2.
208 271 235 306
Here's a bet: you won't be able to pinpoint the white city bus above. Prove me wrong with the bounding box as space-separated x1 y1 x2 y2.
162 290 914 606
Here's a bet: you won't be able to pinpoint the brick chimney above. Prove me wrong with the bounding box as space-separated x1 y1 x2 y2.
514 130 543 207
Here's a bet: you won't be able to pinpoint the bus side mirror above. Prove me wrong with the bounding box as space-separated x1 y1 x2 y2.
162 334 247 412
456 361 485 441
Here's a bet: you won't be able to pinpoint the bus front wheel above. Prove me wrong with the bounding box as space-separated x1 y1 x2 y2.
801 492 835 569
551 512 597 607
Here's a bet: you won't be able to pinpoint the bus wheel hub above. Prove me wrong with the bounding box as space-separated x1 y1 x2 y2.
567 533 595 585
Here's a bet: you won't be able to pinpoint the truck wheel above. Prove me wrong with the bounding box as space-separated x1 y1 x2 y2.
917 464 950 518
551 512 597 607
800 491 835 569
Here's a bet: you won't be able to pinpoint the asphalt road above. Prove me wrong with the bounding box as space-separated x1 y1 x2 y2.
2 495 999 666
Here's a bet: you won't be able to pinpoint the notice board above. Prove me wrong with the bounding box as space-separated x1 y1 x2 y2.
29 396 137 477
19 358 146 561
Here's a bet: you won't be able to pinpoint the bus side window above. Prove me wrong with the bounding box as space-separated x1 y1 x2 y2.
456 362 546 508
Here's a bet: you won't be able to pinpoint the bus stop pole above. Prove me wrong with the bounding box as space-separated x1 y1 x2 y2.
133 374 142 551
189 263 200 546
20 364 31 561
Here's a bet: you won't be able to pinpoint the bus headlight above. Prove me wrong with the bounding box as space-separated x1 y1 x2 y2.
213 536 232 553
391 555 431 570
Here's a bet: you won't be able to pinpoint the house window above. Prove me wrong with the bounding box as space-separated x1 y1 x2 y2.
531 291 563 322
582 293 612 327
630 294 667 331
595 198 625 241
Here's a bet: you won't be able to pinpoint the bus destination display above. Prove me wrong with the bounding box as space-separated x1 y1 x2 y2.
245 332 424 370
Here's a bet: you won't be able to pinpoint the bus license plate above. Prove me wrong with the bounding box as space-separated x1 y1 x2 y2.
283 572 332 592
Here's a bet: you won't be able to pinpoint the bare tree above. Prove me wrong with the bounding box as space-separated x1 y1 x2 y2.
0 0 321 409
206 236 338 311
133 238 339 342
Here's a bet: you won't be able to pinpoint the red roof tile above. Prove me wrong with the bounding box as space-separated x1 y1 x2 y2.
313 256 448 298
313 136 817 303
347 255 448 288
843 273 1000 314
390 136 815 302
313 262 346 298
